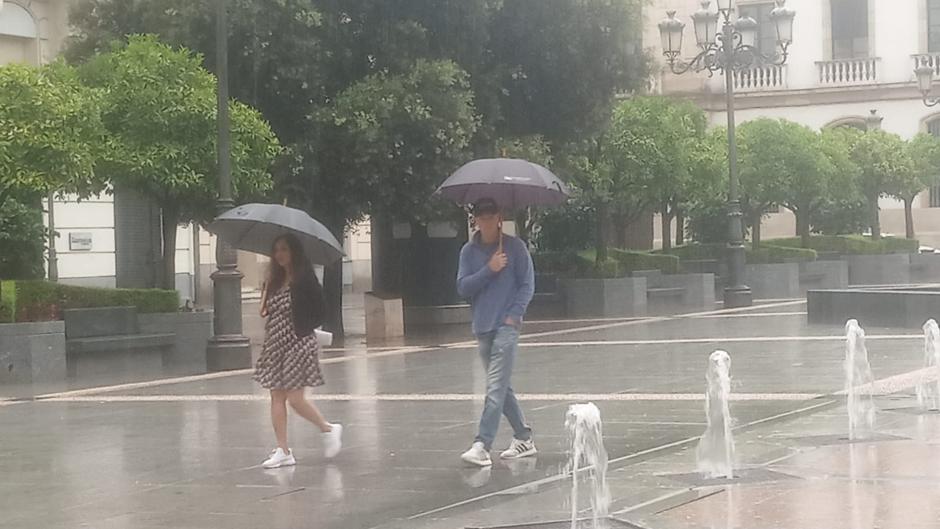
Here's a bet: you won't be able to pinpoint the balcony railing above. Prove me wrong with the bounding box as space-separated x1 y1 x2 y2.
914 53 940 77
732 64 786 92
816 57 880 86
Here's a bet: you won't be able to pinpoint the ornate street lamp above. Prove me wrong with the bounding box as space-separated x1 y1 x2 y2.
658 0 796 308
206 0 251 371
915 63 940 107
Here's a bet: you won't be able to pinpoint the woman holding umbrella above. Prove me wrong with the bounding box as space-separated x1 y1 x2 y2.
208 204 348 470
254 233 343 468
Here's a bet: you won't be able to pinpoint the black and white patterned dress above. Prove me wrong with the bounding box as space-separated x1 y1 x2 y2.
253 287 325 390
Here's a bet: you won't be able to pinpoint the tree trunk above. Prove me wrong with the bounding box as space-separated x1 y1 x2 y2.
904 196 916 240
868 193 882 241
675 209 685 247
595 202 610 263
660 201 672 252
160 207 179 290
795 210 811 248
322 221 345 342
750 211 762 250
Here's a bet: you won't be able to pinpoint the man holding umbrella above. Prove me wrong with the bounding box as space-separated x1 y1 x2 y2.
457 197 537 467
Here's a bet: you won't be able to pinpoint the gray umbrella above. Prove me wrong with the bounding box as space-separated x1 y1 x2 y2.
207 203 344 265
435 158 570 210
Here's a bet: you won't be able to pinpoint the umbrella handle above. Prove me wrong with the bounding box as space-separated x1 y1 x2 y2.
498 221 503 254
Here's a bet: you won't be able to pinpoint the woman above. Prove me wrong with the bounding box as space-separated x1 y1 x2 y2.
254 233 342 469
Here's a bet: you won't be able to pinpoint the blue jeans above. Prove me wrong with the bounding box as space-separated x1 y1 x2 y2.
475 325 532 450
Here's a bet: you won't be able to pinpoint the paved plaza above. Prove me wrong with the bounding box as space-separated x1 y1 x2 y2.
3 299 940 529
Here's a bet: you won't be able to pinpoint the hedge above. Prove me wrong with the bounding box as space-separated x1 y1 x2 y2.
0 280 14 324
609 248 680 274
769 235 919 255
6 280 180 323
532 251 624 279
661 243 816 264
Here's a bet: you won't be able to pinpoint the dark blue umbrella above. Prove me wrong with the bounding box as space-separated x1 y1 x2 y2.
435 158 570 210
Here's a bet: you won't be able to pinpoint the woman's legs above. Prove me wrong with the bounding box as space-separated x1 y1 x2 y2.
287 389 332 433
271 390 289 451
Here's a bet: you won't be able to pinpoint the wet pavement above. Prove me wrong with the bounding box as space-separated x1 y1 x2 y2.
2 298 939 528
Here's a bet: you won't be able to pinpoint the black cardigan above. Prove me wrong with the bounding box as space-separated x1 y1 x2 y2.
289 270 326 338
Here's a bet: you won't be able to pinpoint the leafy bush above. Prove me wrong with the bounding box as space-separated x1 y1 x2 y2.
10 281 179 322
532 203 596 252
769 235 919 255
660 243 724 261
0 199 46 279
609 248 680 274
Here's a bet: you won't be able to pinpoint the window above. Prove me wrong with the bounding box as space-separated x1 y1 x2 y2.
830 0 869 59
929 118 940 207
930 0 940 53
738 3 777 56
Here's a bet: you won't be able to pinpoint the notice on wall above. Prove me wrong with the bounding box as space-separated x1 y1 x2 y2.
69 232 93 251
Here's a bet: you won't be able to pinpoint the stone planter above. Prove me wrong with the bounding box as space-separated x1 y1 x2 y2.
745 263 800 300
138 311 213 373
364 292 405 340
0 321 66 384
910 254 940 284
799 260 849 293
559 277 647 318
843 254 912 285
808 287 940 328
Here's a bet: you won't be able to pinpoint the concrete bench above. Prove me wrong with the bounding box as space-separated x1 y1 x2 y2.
64 307 175 376
633 270 716 309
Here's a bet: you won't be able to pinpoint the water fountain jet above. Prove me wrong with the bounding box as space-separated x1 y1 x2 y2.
566 403 610 529
696 350 735 480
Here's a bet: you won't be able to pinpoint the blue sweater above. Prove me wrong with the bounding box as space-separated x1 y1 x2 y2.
456 233 535 336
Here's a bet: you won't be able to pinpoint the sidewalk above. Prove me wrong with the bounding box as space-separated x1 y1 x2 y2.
394 391 940 529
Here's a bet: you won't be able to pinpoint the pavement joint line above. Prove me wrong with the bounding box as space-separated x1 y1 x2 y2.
23 300 806 401
518 334 922 347
36 392 826 403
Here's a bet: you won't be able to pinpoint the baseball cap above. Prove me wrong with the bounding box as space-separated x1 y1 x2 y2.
471 198 500 216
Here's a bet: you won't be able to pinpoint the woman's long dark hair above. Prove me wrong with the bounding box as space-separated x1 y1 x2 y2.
268 233 316 293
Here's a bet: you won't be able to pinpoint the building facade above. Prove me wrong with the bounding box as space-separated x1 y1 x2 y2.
646 0 940 248
1 0 372 303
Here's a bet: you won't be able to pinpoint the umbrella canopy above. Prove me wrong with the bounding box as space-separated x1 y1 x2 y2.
207 203 344 265
436 158 570 210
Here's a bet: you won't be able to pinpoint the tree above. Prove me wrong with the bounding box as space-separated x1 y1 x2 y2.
737 120 856 248
834 128 913 241
896 133 940 239
685 127 730 245
0 62 105 211
490 0 648 141
79 36 280 289
0 199 47 280
608 97 709 251
277 59 479 335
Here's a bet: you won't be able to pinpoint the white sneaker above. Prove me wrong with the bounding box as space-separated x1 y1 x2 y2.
323 423 343 459
500 438 538 459
460 442 493 467
262 448 296 469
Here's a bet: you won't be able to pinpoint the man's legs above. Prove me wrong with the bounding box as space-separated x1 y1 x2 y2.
474 326 529 450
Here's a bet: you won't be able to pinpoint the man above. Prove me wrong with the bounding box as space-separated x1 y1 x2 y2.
457 197 536 467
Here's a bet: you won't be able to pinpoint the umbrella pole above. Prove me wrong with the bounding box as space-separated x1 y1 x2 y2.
498 220 503 254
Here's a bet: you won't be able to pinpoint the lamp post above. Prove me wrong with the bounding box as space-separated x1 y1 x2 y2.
658 0 795 308
206 0 251 371
915 61 940 107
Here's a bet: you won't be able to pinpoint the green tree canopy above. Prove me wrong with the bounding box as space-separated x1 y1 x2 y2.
79 35 280 288
896 133 940 238
0 62 106 209
831 128 913 240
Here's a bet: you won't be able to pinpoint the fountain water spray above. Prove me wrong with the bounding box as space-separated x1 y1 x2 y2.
566 403 610 529
845 319 875 440
917 319 940 411
696 350 735 480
